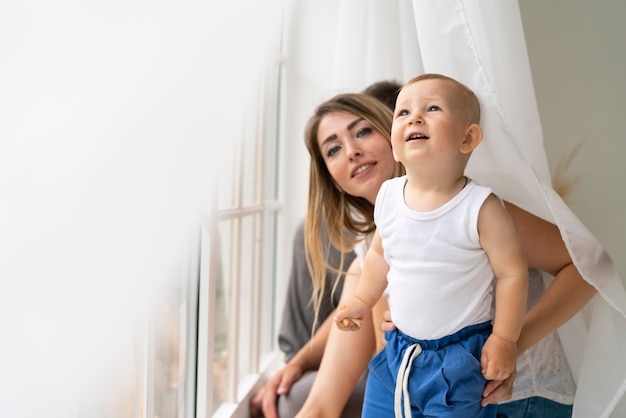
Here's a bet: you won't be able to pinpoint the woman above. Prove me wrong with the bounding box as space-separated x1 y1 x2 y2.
294 93 599 418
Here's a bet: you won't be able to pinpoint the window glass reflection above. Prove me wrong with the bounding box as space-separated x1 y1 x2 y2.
238 215 255 379
148 242 201 418
213 221 231 410
260 211 278 357
154 280 187 417
217 135 238 211
242 120 259 207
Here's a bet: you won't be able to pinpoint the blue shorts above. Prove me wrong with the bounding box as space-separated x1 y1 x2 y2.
363 321 496 418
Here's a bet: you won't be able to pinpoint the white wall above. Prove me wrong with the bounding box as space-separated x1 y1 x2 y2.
519 1 626 283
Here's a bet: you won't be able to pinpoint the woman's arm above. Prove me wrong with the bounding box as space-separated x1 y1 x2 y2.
504 202 597 353
480 202 597 405
252 312 333 418
296 258 376 418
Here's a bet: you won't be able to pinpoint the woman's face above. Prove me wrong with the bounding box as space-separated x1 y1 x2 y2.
317 111 396 204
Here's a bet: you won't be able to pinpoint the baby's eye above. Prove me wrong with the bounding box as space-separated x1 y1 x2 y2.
427 105 441 111
395 109 409 118
326 145 341 157
356 127 372 138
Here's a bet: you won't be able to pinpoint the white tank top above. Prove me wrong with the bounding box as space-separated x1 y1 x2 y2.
374 176 494 340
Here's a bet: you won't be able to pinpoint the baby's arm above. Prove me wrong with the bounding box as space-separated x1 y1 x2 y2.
335 230 389 331
478 195 529 381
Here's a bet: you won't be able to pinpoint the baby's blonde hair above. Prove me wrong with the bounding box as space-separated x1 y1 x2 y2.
404 73 481 125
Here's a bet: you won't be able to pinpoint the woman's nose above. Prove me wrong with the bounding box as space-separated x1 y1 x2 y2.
345 142 362 159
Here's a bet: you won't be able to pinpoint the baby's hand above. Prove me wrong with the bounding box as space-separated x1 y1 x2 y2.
480 334 517 381
341 317 362 328
334 298 366 331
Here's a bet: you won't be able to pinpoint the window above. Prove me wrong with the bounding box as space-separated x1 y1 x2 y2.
115 30 286 418
123 9 288 418
196 51 285 417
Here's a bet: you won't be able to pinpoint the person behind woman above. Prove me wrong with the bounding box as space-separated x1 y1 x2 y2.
334 74 528 417
296 92 598 418
361 79 402 111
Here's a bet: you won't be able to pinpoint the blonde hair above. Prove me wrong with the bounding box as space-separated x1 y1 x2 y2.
404 73 481 124
303 93 404 327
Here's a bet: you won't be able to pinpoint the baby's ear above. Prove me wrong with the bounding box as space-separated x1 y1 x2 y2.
459 124 483 154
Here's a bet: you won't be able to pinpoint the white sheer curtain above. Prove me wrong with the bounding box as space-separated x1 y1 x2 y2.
283 1 626 416
410 2 626 417
281 0 423 219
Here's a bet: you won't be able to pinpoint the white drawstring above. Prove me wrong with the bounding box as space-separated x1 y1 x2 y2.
394 343 423 418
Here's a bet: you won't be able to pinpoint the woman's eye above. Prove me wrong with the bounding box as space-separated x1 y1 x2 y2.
427 105 441 111
356 127 372 138
327 145 341 157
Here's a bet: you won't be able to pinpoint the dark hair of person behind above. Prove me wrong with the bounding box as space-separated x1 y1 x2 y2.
361 79 402 111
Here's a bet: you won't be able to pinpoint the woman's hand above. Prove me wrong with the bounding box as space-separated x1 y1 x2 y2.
481 367 516 407
379 309 396 346
380 309 396 332
380 309 396 347
249 363 305 418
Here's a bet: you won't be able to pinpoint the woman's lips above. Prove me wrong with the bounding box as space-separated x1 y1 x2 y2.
352 162 375 177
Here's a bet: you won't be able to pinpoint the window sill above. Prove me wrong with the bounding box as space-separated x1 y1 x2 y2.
211 350 285 418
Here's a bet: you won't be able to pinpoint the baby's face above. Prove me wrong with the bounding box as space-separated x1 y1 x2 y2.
391 79 470 167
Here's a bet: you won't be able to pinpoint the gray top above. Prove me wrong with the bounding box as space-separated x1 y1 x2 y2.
278 217 356 361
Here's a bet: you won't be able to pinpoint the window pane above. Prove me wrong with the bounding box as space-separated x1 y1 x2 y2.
242 116 259 206
214 220 231 410
260 210 277 357
263 82 280 204
217 135 239 211
153 277 188 418
238 215 255 379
